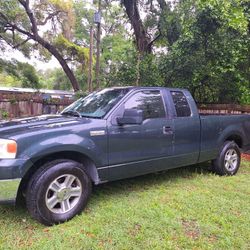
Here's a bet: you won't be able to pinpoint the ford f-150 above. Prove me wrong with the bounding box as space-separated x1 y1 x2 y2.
0 87 249 225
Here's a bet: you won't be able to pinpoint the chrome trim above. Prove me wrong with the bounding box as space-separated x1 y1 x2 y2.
90 130 106 136
0 178 21 202
97 154 178 170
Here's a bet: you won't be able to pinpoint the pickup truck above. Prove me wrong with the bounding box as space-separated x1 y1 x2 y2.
0 87 249 225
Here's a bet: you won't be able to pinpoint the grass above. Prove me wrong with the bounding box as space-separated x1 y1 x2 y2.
0 161 250 250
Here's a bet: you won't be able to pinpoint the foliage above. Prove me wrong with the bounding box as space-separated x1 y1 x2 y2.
0 72 20 87
0 0 249 103
0 0 89 91
40 67 88 91
17 62 40 89
39 68 71 90
0 109 9 119
54 34 89 67
240 85 250 104
159 0 250 103
0 59 40 89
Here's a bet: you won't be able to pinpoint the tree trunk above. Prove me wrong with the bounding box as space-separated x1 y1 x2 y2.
123 0 152 54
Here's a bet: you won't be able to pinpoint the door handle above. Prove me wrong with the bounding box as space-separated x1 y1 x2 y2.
163 126 173 135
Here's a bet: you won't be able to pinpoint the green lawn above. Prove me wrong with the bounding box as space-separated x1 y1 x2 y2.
0 161 249 250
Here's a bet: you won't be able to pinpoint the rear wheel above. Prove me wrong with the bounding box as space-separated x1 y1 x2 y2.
212 141 241 176
26 160 92 225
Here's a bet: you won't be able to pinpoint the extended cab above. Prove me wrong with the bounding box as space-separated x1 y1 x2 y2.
0 87 249 225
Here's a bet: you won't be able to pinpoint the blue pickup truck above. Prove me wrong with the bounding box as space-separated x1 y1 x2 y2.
0 87 249 225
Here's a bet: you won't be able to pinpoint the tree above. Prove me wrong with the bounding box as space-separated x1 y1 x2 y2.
120 0 175 85
159 0 249 103
18 62 40 88
0 0 89 91
73 0 136 88
121 0 176 54
122 0 152 54
0 58 40 88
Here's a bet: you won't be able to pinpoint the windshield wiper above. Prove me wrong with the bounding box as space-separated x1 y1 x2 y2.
61 110 82 118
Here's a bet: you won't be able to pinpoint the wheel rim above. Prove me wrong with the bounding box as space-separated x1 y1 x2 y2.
224 149 238 172
45 174 82 214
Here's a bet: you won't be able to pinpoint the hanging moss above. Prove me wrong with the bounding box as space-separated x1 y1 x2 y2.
54 35 89 66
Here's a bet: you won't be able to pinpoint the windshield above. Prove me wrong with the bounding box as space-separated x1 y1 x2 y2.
61 88 130 118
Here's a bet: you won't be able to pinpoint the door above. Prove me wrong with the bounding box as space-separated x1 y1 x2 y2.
107 89 174 180
170 91 201 166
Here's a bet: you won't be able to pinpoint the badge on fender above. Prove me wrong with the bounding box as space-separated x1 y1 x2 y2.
90 130 106 136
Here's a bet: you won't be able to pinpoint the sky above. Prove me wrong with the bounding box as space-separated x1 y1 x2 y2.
1 46 60 71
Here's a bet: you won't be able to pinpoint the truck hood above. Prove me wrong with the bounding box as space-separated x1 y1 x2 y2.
0 114 89 138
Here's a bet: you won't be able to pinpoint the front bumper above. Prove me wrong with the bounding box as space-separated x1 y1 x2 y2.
0 178 21 203
0 158 33 204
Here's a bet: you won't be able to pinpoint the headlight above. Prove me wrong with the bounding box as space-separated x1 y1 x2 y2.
0 139 17 159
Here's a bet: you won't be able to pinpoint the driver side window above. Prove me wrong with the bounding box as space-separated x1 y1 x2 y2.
124 90 166 120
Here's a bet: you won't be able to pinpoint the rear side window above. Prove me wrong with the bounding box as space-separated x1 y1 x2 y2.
171 91 191 117
125 90 166 120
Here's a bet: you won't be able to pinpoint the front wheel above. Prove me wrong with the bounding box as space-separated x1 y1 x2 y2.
26 160 92 226
212 141 241 176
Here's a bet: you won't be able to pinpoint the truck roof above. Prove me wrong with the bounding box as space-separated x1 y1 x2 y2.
109 86 188 92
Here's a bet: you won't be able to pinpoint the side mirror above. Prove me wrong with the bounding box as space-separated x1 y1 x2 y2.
117 109 143 125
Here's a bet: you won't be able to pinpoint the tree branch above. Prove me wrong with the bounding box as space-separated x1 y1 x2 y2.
0 12 9 23
10 23 35 40
37 10 63 26
157 0 168 10
18 0 38 37
148 32 161 48
13 38 31 49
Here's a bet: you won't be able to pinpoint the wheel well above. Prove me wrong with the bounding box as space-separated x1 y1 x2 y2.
16 151 99 206
226 135 243 149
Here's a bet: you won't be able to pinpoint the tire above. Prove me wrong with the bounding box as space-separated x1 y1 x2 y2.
212 141 241 176
26 159 92 226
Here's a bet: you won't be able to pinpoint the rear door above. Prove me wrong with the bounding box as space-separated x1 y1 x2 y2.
169 90 201 166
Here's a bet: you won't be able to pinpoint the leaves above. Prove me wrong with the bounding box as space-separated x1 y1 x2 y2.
159 0 250 103
0 59 40 89
54 34 89 66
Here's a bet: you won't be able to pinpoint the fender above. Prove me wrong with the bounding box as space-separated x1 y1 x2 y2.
18 133 107 176
217 124 244 149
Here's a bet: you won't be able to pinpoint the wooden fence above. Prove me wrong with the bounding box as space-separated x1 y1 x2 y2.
0 92 250 119
198 104 250 114
0 92 74 119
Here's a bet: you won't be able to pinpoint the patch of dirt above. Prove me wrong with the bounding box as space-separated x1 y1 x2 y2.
80 229 96 238
181 219 200 240
207 234 218 243
98 238 113 248
129 223 142 237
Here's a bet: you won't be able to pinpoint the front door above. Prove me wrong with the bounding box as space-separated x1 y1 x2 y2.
107 89 174 180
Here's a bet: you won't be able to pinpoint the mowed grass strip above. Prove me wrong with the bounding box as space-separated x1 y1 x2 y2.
0 161 249 250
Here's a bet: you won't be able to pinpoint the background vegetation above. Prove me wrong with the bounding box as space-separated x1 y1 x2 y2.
0 0 249 103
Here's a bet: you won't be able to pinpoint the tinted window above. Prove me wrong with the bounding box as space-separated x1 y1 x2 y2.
125 90 166 120
171 91 191 117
